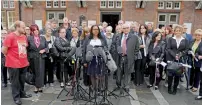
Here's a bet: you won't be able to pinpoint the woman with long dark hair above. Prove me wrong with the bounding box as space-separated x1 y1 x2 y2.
27 24 48 93
135 24 151 86
166 25 189 95
147 31 165 89
83 25 108 94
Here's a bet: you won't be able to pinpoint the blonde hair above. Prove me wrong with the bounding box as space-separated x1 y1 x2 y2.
80 27 89 40
194 29 202 35
173 25 183 32
71 28 79 34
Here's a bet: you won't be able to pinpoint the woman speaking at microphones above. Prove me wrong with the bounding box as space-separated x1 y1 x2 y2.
82 25 108 95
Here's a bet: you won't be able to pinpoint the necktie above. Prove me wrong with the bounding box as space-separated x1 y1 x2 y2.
122 35 127 55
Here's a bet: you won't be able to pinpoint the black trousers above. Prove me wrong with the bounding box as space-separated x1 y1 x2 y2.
168 75 180 91
149 66 163 86
199 72 202 96
60 59 73 83
44 57 54 84
8 67 27 101
56 61 61 82
135 57 147 85
190 67 201 88
1 65 7 84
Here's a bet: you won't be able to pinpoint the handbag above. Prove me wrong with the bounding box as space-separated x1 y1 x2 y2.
167 61 183 75
106 52 117 72
25 70 35 85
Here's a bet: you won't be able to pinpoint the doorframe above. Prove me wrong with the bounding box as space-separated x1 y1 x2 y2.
100 12 121 22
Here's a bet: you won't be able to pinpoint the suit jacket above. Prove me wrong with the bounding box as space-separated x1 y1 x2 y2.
116 32 140 73
189 40 202 68
27 35 49 59
137 34 151 59
148 41 165 60
166 37 189 62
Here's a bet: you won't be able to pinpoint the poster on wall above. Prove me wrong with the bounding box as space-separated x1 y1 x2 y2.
88 20 96 28
183 23 192 34
35 20 42 30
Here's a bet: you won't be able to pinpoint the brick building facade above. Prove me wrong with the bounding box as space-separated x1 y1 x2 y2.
1 0 202 34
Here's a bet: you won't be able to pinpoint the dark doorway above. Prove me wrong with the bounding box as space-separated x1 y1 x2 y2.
101 12 121 33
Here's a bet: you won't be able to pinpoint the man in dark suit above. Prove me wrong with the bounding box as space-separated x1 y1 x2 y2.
116 24 140 92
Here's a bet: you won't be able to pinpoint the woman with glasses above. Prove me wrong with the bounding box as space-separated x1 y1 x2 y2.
189 29 202 93
83 25 108 95
54 27 73 87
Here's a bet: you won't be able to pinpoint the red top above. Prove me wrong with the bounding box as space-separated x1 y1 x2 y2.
3 32 29 68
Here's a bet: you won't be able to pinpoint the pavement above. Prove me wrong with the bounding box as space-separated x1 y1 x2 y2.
1 75 202 105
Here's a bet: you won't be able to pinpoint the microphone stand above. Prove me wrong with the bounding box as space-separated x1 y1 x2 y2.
108 54 135 100
57 58 71 99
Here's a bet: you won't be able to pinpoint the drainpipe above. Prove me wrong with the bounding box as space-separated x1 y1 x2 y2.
19 1 22 21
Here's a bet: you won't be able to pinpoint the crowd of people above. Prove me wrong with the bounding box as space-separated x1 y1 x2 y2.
1 17 202 105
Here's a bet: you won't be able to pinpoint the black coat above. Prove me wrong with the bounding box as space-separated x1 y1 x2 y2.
54 37 71 54
165 37 189 62
116 33 140 73
148 41 165 61
189 40 202 68
27 36 49 59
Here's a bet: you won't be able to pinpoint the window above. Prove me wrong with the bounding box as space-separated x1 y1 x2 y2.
7 11 15 28
47 12 65 26
46 0 52 8
100 1 106 8
9 0 15 8
108 0 114 8
61 0 66 8
166 2 172 9
1 11 7 28
53 0 59 8
3 0 9 8
116 1 122 8
158 14 166 22
158 13 179 28
58 12 65 20
158 1 164 9
169 14 178 23
174 2 181 9
48 12 55 20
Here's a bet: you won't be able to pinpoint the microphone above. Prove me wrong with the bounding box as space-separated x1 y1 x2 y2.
75 47 82 58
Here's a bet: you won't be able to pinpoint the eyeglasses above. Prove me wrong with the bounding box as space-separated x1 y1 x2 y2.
123 27 129 29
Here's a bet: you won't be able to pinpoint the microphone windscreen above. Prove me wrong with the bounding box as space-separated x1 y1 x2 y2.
86 45 94 52
117 46 122 54
76 47 82 57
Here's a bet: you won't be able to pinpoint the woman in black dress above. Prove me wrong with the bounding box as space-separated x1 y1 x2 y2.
83 25 108 93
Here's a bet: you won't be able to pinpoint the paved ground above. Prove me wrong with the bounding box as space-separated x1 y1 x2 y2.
1 75 202 105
